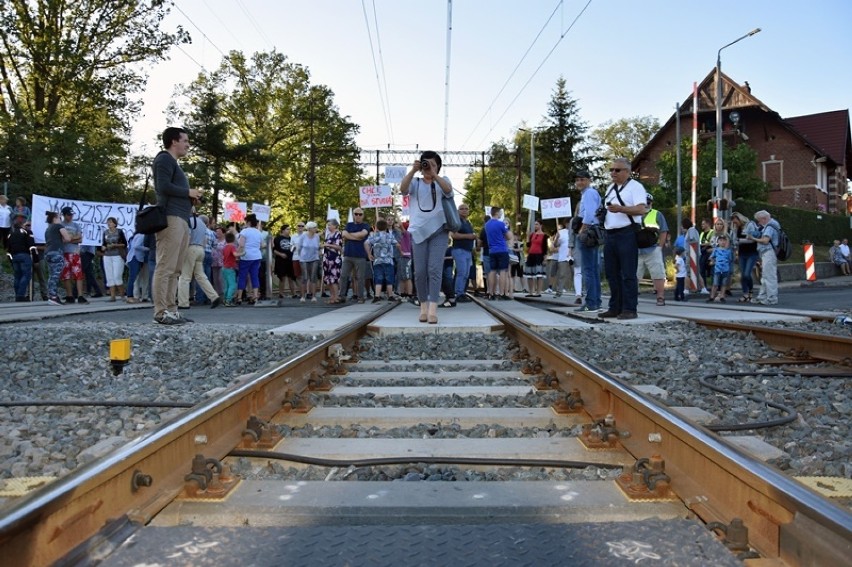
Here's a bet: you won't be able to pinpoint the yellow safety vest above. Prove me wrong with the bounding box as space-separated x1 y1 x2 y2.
643 209 661 229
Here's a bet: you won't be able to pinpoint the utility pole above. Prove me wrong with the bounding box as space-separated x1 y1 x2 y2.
308 95 317 220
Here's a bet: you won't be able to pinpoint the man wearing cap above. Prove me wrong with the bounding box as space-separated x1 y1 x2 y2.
635 193 669 306
60 206 88 304
574 170 602 312
599 158 648 320
151 127 202 325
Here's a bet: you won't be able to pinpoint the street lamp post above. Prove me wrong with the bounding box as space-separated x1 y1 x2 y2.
715 27 761 218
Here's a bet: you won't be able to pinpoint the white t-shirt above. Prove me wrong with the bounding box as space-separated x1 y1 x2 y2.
556 228 570 262
0 205 11 228
603 179 647 230
291 231 304 261
675 255 687 278
239 227 264 261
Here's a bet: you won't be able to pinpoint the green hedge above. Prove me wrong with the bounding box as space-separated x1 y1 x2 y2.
662 200 851 247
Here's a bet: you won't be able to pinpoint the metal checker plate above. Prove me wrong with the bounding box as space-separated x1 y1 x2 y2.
100 519 742 566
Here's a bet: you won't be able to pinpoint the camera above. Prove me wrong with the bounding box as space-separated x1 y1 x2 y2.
421 160 430 170
568 257 574 266
594 204 607 223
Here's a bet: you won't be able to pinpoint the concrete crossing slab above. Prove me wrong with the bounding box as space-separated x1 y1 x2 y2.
151 480 688 528
367 302 503 335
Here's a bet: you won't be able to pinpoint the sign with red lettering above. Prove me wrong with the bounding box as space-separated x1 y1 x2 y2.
359 185 393 208
224 201 247 222
540 197 571 220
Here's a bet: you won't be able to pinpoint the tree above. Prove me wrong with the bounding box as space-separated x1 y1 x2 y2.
591 115 660 164
655 137 768 209
462 141 520 232
511 77 593 233
171 50 364 228
0 0 188 200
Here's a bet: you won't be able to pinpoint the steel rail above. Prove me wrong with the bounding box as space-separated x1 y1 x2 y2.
473 297 852 566
0 304 393 567
694 319 852 363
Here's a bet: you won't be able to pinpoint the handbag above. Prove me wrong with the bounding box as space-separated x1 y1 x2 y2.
579 224 605 247
134 174 167 235
442 194 461 232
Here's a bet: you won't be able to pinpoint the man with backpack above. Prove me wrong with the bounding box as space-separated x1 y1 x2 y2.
748 210 781 305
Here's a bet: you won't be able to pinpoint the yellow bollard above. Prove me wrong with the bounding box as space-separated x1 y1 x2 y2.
109 338 131 375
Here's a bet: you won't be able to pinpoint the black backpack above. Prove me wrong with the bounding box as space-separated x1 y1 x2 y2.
774 227 792 261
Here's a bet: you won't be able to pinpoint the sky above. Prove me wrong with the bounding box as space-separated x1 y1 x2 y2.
133 0 852 191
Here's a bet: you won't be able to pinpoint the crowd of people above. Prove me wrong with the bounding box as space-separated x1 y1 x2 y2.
3 135 847 321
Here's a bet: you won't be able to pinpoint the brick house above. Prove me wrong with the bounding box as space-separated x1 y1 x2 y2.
632 69 852 214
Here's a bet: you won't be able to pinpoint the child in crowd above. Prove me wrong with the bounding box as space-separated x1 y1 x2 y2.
673 246 687 302
365 218 398 303
222 232 238 306
707 235 733 303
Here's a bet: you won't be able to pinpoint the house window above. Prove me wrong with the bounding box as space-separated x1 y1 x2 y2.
816 163 828 193
763 161 782 191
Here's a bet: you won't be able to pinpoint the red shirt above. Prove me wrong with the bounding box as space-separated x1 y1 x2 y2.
528 232 546 255
223 243 238 269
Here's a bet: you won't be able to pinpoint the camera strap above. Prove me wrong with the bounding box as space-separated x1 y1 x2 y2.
415 178 439 213
607 180 641 228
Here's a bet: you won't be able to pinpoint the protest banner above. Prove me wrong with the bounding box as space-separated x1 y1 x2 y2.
384 166 407 184
359 185 393 208
540 197 572 220
522 194 540 212
251 203 271 222
224 202 247 222
31 194 137 245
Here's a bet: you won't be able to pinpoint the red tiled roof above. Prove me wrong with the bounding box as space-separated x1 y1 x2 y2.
784 109 851 166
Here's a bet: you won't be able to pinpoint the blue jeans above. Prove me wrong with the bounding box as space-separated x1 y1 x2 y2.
126 258 142 298
603 227 639 314
738 251 759 295
12 252 33 298
579 242 601 309
452 248 472 296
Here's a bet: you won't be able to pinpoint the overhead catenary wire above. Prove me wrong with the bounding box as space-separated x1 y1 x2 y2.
459 0 564 150
471 0 594 151
361 0 394 145
371 0 395 145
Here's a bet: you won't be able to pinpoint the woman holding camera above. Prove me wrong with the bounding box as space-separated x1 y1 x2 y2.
400 150 453 324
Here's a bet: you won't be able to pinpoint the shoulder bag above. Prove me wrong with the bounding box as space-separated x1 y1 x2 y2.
135 174 168 235
610 182 657 248
417 178 461 232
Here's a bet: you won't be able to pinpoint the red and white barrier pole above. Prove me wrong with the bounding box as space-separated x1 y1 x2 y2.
688 242 700 291
803 243 816 281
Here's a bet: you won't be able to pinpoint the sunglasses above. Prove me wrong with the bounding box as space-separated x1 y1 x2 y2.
353 212 363 216
610 168 624 173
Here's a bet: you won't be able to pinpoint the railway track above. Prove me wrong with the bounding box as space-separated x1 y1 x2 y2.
0 300 849 566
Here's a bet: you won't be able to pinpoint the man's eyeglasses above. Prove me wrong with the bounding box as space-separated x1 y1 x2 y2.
353 212 363 216
610 168 624 173
297 225 305 228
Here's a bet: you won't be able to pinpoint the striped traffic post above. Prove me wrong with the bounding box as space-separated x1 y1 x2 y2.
803 243 816 281
688 242 700 291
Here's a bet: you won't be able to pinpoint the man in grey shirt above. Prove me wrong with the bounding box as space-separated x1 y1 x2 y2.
152 127 201 325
